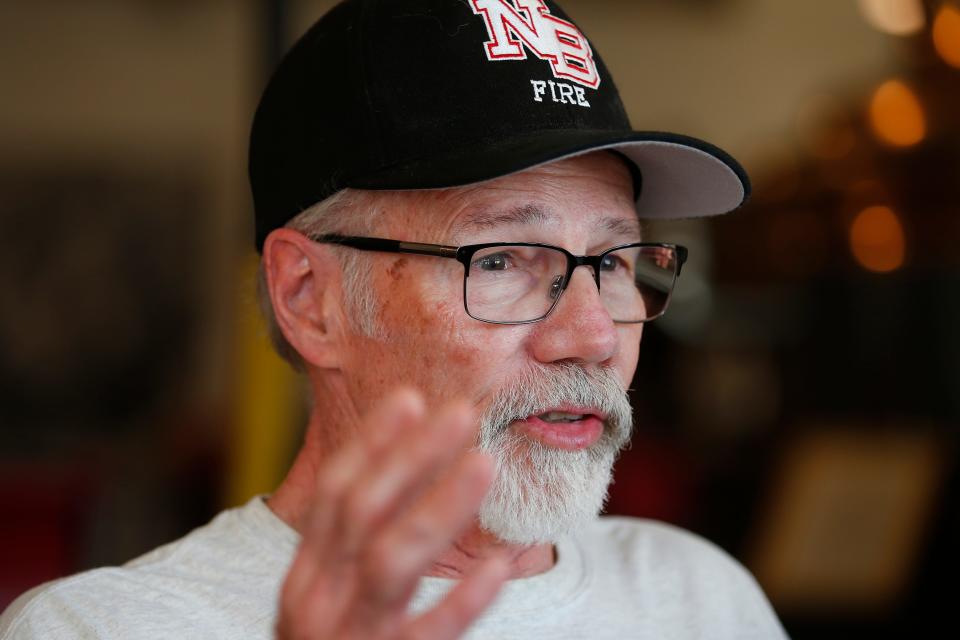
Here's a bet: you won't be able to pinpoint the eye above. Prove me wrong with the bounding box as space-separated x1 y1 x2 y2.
474 252 512 271
600 253 626 272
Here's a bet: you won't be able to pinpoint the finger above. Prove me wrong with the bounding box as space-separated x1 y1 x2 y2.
281 435 366 605
404 553 510 640
359 450 495 607
284 565 359 638
335 400 477 557
301 388 427 545
279 528 350 639
279 390 427 634
359 387 426 453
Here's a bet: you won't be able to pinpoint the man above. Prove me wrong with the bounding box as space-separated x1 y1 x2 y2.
1 1 787 638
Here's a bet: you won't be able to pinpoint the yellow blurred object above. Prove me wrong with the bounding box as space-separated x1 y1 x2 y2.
226 253 302 507
848 205 907 273
932 4 960 69
857 0 925 36
751 427 944 613
868 79 926 147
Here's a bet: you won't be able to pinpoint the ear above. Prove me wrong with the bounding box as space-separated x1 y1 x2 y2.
262 229 346 370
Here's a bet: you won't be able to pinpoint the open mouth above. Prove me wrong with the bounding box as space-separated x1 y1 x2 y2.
537 411 589 424
512 408 606 450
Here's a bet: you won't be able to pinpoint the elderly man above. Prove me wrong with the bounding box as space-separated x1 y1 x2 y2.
1 1 787 638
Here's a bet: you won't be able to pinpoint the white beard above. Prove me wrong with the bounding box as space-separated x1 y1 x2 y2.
475 363 634 545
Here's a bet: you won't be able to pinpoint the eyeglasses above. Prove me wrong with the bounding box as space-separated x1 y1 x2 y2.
312 234 688 325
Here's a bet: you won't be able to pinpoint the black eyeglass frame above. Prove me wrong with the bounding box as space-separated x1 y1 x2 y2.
312 234 688 325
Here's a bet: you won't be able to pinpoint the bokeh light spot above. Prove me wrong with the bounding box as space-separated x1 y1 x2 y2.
868 79 926 147
933 5 960 68
849 205 906 273
857 0 925 35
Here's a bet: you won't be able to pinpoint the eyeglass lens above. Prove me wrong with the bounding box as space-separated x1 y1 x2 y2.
465 245 679 323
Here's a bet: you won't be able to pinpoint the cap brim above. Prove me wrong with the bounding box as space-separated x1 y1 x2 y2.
348 129 750 219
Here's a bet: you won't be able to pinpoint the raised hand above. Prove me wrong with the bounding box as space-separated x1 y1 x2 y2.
276 389 509 639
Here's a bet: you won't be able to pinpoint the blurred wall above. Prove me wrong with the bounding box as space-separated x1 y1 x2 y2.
0 0 257 410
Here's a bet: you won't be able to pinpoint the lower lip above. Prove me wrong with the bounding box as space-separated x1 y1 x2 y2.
512 415 604 451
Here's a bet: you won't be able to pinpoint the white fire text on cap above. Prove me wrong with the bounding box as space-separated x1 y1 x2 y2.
531 79 591 107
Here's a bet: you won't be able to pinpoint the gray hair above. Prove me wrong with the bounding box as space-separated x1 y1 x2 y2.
475 362 633 543
256 189 384 371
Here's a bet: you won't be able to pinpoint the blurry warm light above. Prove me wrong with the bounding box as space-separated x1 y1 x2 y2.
868 80 926 147
932 5 960 68
857 0 926 35
849 205 906 273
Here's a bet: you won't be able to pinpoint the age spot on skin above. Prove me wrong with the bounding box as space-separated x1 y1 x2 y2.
387 258 408 281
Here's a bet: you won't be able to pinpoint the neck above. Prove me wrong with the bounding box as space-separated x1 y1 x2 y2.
424 525 554 579
267 378 556 580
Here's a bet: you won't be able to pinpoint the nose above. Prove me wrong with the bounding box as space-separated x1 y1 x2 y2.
528 266 619 366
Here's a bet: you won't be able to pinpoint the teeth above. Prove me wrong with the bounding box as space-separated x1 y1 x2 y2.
539 411 585 423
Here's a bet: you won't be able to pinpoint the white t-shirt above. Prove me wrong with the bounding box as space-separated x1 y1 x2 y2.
0 496 788 639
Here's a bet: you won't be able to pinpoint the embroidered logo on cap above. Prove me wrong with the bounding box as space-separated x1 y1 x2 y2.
470 0 601 90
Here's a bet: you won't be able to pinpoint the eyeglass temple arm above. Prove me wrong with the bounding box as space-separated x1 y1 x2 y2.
312 234 459 259
675 245 689 275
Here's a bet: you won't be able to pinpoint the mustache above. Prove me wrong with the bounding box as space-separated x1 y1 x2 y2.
476 362 634 450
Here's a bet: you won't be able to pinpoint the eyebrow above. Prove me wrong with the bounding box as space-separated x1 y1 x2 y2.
457 203 642 240
599 216 642 239
461 204 553 230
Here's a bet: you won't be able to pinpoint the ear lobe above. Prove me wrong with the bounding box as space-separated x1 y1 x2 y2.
262 229 344 369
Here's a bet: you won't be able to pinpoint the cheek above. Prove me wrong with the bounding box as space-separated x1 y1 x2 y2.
376 290 474 380
380 294 529 405
368 257 536 404
415 300 493 376
406 300 471 369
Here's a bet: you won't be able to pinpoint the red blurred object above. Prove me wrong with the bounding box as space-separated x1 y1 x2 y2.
0 463 96 609
606 433 699 527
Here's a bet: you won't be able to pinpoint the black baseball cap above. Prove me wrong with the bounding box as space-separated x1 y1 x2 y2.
249 0 750 252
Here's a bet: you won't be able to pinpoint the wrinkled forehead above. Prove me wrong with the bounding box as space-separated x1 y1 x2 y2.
375 151 640 243
450 202 642 244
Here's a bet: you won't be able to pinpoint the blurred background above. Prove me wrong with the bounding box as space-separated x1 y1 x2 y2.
0 0 957 636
